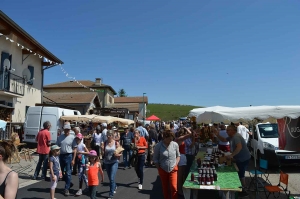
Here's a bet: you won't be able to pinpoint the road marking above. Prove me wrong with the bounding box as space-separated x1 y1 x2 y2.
19 179 39 188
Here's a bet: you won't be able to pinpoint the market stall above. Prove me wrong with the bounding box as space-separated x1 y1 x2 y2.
192 105 300 199
183 147 242 199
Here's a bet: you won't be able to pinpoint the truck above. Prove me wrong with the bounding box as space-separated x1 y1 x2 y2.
247 122 300 166
23 106 81 145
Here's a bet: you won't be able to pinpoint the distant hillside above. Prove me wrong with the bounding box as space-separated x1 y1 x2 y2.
147 103 203 121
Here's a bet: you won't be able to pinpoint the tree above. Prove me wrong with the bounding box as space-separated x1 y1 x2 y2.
118 89 127 97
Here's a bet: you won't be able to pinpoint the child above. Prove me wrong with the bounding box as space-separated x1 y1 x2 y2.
86 150 104 199
49 145 61 199
72 133 90 196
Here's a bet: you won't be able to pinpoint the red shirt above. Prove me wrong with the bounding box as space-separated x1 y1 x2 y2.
136 137 148 154
179 142 185 154
36 129 51 154
88 163 99 186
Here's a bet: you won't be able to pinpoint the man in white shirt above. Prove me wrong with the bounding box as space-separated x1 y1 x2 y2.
101 123 108 142
237 122 252 144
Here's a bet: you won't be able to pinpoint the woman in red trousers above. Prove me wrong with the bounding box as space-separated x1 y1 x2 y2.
153 130 180 199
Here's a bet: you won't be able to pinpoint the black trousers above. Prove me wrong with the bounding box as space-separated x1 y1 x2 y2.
185 154 195 176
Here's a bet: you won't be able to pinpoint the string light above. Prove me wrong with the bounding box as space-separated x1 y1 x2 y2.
0 32 104 93
59 65 104 93
0 32 62 65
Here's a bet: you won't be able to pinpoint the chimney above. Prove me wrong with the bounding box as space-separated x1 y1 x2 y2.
95 78 102 86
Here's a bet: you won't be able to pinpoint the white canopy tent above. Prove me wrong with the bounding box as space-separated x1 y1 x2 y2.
188 106 232 117
60 114 135 125
196 105 300 124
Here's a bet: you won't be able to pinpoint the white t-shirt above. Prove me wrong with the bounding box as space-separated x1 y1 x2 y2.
219 130 230 145
102 129 108 142
76 143 86 152
237 125 249 141
93 133 103 146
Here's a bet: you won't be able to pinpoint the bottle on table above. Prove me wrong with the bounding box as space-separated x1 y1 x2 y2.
198 174 201 185
213 170 218 181
191 173 195 181
206 174 211 185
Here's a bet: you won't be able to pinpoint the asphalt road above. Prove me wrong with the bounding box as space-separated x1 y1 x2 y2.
17 162 165 199
16 157 300 199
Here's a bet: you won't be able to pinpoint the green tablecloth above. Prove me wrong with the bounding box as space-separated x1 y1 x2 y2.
183 152 242 192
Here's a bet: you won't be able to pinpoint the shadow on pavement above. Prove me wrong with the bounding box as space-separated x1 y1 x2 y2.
138 175 164 199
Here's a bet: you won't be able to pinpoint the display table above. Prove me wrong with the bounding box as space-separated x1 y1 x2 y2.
183 151 242 199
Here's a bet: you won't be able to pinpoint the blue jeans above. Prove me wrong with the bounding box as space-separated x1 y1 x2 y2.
60 153 72 190
135 154 145 184
236 158 250 178
122 147 132 167
105 162 118 197
33 154 48 178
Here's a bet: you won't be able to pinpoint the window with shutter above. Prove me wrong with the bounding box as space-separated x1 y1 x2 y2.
0 52 11 90
27 65 34 85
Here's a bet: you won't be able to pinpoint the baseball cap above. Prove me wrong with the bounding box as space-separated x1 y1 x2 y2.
63 124 71 129
101 123 107 127
51 145 61 151
88 150 98 157
76 133 83 139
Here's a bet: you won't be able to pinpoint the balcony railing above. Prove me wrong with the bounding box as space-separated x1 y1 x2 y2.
0 71 25 96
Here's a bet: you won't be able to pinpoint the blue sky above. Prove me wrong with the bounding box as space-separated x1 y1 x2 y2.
2 0 300 107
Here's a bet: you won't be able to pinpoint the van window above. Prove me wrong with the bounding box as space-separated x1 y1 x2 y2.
74 111 78 115
26 115 41 128
258 124 278 138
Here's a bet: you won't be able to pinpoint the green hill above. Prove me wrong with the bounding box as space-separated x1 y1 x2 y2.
146 103 203 121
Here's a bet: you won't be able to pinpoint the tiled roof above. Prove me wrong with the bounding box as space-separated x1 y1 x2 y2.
114 97 148 104
44 80 96 88
43 92 99 104
105 103 140 112
44 80 117 94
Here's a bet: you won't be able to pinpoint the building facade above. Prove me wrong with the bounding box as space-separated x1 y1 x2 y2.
43 78 117 114
114 97 148 121
0 11 63 122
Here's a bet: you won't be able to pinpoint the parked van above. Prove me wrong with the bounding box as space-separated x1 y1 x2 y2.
248 122 300 166
23 106 81 144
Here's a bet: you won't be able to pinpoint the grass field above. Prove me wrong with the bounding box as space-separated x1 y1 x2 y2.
146 103 203 121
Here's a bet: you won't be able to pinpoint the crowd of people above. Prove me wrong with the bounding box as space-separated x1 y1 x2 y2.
0 119 252 199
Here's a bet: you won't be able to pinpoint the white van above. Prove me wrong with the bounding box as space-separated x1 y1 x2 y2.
23 106 81 144
248 122 300 166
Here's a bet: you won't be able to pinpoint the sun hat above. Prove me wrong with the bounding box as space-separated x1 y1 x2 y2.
51 145 61 151
112 126 117 131
76 133 83 139
88 150 98 157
